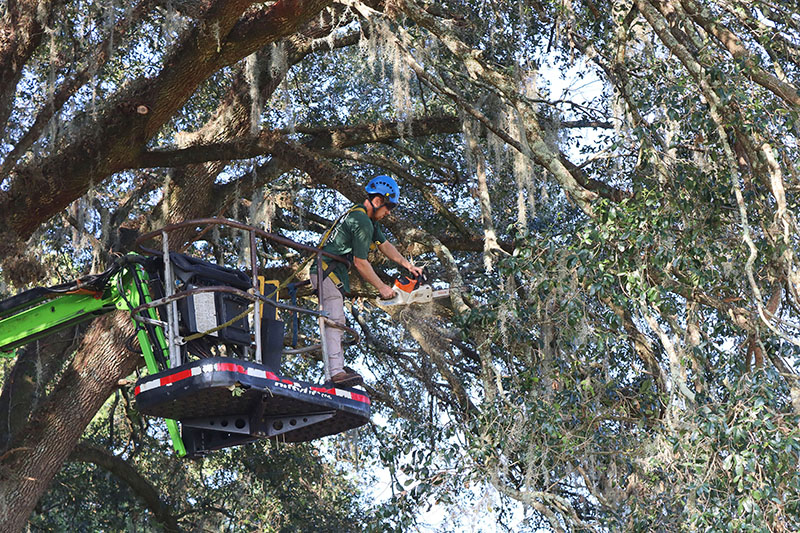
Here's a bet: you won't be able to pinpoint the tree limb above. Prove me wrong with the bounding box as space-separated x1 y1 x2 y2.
69 442 182 532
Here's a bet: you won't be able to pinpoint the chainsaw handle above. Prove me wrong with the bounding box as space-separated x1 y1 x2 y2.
394 275 418 293
395 269 428 292
377 287 405 306
378 285 397 300
412 268 428 285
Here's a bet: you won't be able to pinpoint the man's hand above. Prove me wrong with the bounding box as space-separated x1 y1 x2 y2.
406 263 423 278
354 256 399 300
379 283 396 300
378 241 423 279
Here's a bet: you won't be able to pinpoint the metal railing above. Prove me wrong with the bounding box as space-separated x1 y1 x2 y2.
132 218 360 377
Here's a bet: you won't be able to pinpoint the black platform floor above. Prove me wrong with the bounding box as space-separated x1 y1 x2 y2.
134 358 371 448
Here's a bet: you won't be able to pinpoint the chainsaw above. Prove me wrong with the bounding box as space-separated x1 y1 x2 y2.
379 271 450 306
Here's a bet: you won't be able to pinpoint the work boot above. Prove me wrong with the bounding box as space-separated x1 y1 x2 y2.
330 368 364 387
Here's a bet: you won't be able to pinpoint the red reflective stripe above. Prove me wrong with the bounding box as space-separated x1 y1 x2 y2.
309 386 371 405
216 362 245 373
350 392 371 405
135 364 371 405
134 385 141 395
161 368 193 385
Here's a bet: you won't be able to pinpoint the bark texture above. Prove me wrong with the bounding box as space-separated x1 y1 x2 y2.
0 313 137 532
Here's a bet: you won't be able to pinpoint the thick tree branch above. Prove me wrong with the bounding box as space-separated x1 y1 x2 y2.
0 0 152 177
137 115 460 169
0 0 334 257
69 442 182 532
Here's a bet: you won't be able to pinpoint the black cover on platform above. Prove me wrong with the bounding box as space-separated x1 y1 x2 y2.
169 253 252 290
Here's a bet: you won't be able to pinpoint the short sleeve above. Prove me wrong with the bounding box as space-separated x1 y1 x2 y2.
349 211 373 259
373 223 387 245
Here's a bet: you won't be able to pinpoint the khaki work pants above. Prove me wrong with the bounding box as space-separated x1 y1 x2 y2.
310 275 346 377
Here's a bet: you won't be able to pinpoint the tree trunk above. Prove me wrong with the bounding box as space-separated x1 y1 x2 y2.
0 312 138 532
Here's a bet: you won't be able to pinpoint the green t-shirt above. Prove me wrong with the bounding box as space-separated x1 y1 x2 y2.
312 205 387 293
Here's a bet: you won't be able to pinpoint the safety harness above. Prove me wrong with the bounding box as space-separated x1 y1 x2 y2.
173 205 375 345
316 204 371 289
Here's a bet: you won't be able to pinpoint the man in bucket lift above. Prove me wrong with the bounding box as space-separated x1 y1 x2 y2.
311 175 423 387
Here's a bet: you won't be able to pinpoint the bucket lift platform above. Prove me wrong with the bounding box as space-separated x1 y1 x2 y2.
127 218 368 456
134 357 371 455
0 218 369 457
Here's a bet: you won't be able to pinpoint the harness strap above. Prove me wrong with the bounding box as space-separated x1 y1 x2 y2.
315 204 368 288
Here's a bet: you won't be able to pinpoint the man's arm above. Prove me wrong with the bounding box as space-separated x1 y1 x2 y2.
378 241 423 277
353 257 396 299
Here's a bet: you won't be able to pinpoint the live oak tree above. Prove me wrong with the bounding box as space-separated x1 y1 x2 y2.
1 1 800 531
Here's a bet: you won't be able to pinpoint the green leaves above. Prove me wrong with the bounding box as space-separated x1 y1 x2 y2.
637 371 800 530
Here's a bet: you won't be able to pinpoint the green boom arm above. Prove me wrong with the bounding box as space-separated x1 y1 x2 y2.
0 256 186 456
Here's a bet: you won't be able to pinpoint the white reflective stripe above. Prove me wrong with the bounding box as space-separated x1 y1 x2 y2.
137 378 161 393
137 364 342 398
334 388 353 400
248 368 267 379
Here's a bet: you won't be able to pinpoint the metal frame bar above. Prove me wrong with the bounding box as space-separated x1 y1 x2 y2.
130 285 330 321
134 218 358 377
250 229 262 364
161 231 182 368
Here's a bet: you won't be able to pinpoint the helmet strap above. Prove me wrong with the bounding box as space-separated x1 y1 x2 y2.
366 196 386 219
366 196 377 219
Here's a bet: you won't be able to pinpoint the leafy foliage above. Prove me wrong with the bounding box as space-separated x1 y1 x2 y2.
2 0 800 531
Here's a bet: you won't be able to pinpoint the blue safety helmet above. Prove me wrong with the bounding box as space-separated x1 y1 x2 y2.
365 175 400 207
